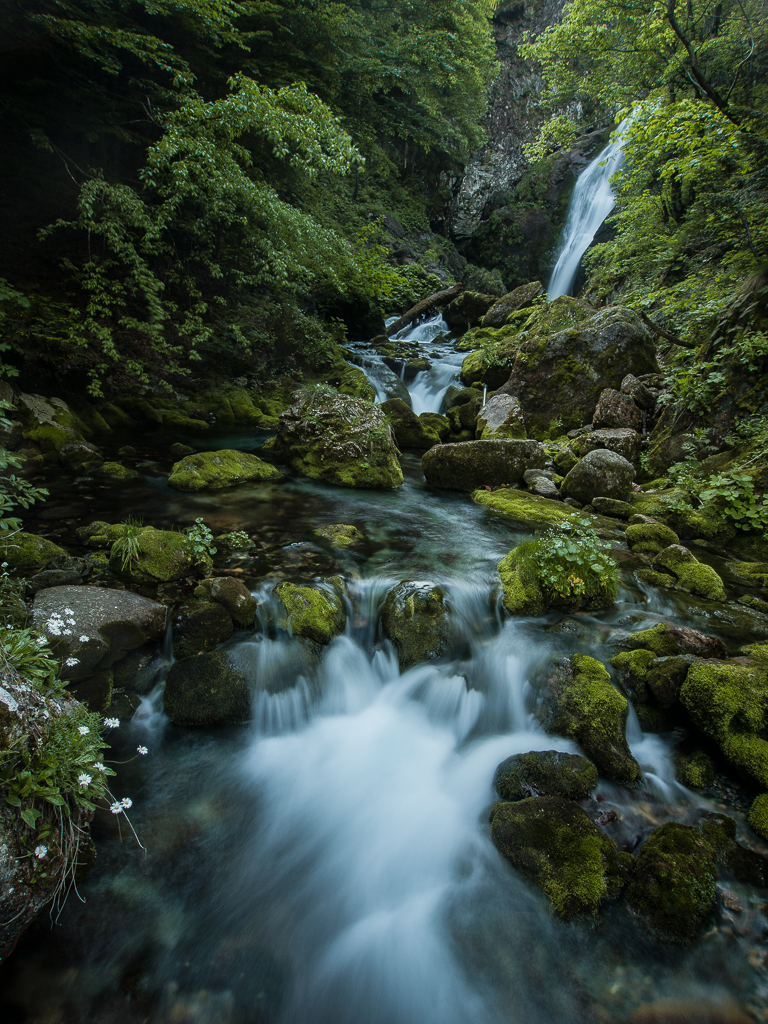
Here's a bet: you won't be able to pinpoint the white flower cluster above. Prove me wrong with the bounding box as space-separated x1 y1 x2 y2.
104 717 120 729
45 608 77 637
110 797 133 814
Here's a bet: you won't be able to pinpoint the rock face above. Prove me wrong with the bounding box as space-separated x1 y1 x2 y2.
168 449 283 491
569 427 642 465
625 519 679 554
494 750 598 801
422 439 545 490
380 398 442 449
275 391 403 490
481 281 544 328
496 307 658 436
442 291 497 331
475 394 526 439
490 796 632 920
562 449 635 505
592 388 643 431
380 582 452 670
274 583 346 645
163 650 252 726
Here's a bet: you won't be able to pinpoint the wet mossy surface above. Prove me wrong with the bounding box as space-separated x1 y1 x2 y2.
652 545 726 602
625 521 679 554
380 581 452 670
620 623 726 659
0 532 67 573
163 650 252 726
313 524 364 549
168 449 284 491
109 527 210 584
172 599 234 659
474 488 615 530
494 750 598 801
274 582 346 645
749 794 768 841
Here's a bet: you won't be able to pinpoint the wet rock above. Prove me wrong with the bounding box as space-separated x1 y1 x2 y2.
523 470 560 498
498 538 617 616
561 449 635 505
627 997 752 1024
76 521 111 545
313 524 364 549
652 545 726 602
625 520 679 554
168 449 283 491
275 391 403 490
26 567 84 594
58 441 104 468
443 386 484 411
96 461 134 481
490 796 633 919
621 622 726 659
422 438 545 491
195 576 257 628
172 600 233 659
543 654 642 785
0 532 67 574
673 748 715 788
447 395 483 434
645 655 694 707
621 373 657 411
610 649 675 733
15 392 92 457
569 427 642 465
381 398 441 449
494 750 598 801
592 388 643 431
274 582 345 644
163 650 252 726
475 393 526 439
109 526 211 584
590 496 637 517
749 793 768 841
419 412 450 440
626 822 717 943
380 581 452 670
741 641 768 661
169 442 195 458
553 446 579 474
481 281 544 328
697 812 768 887
442 291 497 331
474 488 617 531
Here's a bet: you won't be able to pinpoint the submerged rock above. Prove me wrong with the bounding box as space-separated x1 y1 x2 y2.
313 524 364 549
381 398 442 449
380 581 452 670
490 796 632 920
494 750 598 801
274 582 345 644
422 439 545 490
168 449 283 491
561 449 635 505
163 650 252 726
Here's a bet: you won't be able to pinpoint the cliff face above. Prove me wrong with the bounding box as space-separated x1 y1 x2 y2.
448 0 603 290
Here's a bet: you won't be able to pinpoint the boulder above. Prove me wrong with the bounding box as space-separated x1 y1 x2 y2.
109 526 211 584
592 388 643 431
481 281 544 329
31 585 166 682
621 373 657 411
381 398 441 449
419 412 450 440
58 441 103 468
625 520 679 554
652 545 726 601
569 427 642 465
0 531 67 573
163 650 252 726
313 524 364 549
447 394 483 434
168 449 283 491
14 392 94 457
380 581 452 670
610 648 675 732
96 461 134 481
474 488 617 531
561 449 635 505
490 796 632 920
626 822 716 943
172 600 233 658
542 654 643 785
422 439 545 491
195 576 257 628
475 394 526 439
523 469 559 499
697 813 768 887
169 442 195 458
620 622 726 659
274 582 345 644
494 750 598 801
274 391 403 490
442 291 497 331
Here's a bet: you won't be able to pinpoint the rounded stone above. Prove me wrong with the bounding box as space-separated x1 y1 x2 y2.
562 449 635 505
494 750 598 801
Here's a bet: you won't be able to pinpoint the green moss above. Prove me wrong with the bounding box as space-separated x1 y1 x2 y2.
0 531 67 572
494 750 598 801
544 654 642 785
97 462 134 481
490 796 632 920
610 648 657 703
109 526 211 584
626 823 716 943
635 567 677 588
172 600 233 659
729 562 768 588
553 447 579 474
473 488 613 530
645 656 692 707
749 794 768 841
621 624 684 658
741 642 768 662
313 524 364 548
625 521 679 554
652 545 726 601
380 581 452 669
169 449 283 491
274 582 345 644
627 491 735 543
381 398 441 449
497 550 545 615
673 749 715 788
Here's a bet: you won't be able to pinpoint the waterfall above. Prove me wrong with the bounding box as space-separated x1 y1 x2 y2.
547 118 631 299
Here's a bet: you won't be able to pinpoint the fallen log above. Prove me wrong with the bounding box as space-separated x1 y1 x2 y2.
386 283 463 338
639 312 697 349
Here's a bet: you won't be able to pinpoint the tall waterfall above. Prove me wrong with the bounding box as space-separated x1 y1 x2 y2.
547 118 630 299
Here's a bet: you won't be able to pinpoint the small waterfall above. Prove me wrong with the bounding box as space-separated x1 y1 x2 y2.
547 118 631 299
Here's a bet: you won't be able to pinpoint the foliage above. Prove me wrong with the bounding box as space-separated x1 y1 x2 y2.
184 518 217 560
518 514 618 605
699 471 768 532
112 517 143 572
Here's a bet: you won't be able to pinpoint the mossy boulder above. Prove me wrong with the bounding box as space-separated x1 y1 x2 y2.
380 581 452 670
490 796 633 920
498 541 617 616
645 656 695 708
109 527 211 584
459 334 522 390
543 654 643 785
275 390 403 490
626 490 734 544
561 450 635 505
674 749 715 788
418 412 450 440
680 659 768 787
626 822 717 943
97 462 134 481
609 649 675 732
274 582 345 644
0 532 67 573
497 550 545 615
481 281 544 329
194 576 257 628
313 524 364 549
621 622 726 659
446 395 483 434
475 393 526 439
729 561 768 589
697 812 768 887
172 600 233 659
169 443 195 458
168 449 283 491
163 650 252 726
494 750 598 801
381 398 441 449
652 545 726 601
15 392 92 457
569 427 642 465
749 794 768 841
422 439 545 491
625 520 679 554
741 642 768 662
474 488 616 532
442 290 497 331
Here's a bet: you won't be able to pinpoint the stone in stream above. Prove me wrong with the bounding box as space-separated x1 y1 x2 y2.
0 531 67 574
473 488 619 532
422 438 545 491
568 426 642 465
490 796 633 920
312 524 364 550
494 750 598 801
625 518 679 554
380 581 452 670
523 469 559 498
475 393 526 439
442 290 497 330
696 812 768 888
609 649 677 733
380 398 442 449
620 622 726 660
591 387 643 431
274 582 345 645
561 449 635 505
652 545 726 602
625 822 717 943
168 449 283 491
480 280 544 329
195 576 257 628
172 599 233 658
163 650 252 726
109 526 211 583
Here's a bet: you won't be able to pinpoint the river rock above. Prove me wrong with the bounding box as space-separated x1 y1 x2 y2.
592 388 643 431
31 585 167 682
475 393 526 439
625 519 679 554
621 373 657 411
422 439 545 490
490 796 632 920
163 650 252 726
494 750 598 801
621 623 726 659
14 392 94 458
447 394 483 435
195 576 257 628
109 526 211 584
523 469 559 498
569 427 642 464
474 488 617 531
652 545 726 601
442 291 497 331
58 441 104 468
274 391 403 490
0 531 67 573
626 822 717 943
168 449 283 491
381 398 442 449
380 581 452 670
481 281 544 328
561 449 635 505
274 582 345 644
172 600 233 658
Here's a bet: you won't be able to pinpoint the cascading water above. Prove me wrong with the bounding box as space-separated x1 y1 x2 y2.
547 118 631 299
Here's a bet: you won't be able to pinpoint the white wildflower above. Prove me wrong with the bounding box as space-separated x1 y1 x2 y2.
121 797 133 809
104 717 120 728
65 657 79 667
36 637 47 646
34 845 47 859
1 561 8 568
110 801 123 814
47 623 61 636
79 635 90 643
64 608 74 615
137 746 148 755
78 773 92 787
93 761 106 772
77 725 90 735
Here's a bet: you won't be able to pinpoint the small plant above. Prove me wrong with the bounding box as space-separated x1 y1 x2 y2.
700 472 768 533
184 517 217 560
218 530 251 549
112 516 143 571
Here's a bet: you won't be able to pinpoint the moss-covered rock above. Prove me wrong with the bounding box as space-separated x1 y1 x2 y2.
381 398 441 449
652 545 726 602
194 576 257 629
15 392 92 457
275 390 403 490
313 524 364 549
561 449 635 505
423 439 545 490
543 654 643 785
443 290 497 331
109 527 210 584
626 490 734 544
97 462 134 481
697 812 768 887
481 281 544 328
172 600 233 659
474 488 616 531
490 796 633 920
749 793 768 841
475 393 526 439
419 412 449 440
169 442 195 458
446 395 483 434
569 427 642 465
497 550 545 615
498 540 617 616
494 750 598 801
163 650 252 726
674 749 715 788
625 521 680 554
741 642 768 662
380 581 452 670
645 656 694 708
729 561 768 589
680 659 768 787
626 822 717 943
621 622 726 659
609 649 676 732
0 532 68 575
274 582 345 644
168 449 283 491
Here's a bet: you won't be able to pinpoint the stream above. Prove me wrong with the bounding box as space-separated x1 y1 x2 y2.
2 320 768 1024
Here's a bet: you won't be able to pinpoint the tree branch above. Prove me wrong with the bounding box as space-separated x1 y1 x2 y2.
666 0 740 125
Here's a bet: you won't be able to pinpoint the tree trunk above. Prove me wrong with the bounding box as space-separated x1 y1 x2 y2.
386 284 463 338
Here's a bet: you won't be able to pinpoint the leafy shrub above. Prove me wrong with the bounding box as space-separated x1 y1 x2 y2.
184 518 217 561
700 472 768 533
